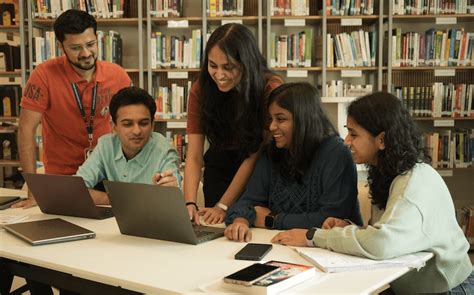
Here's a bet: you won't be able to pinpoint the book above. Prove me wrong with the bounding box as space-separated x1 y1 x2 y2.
295 247 432 273
223 260 316 295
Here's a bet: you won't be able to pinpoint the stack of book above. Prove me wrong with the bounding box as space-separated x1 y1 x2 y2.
206 0 244 17
327 29 377 68
392 0 474 15
270 0 310 16
153 81 191 120
151 0 183 17
32 0 128 18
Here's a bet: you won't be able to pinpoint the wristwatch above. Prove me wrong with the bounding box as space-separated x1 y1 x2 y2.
306 227 318 247
216 202 228 211
264 212 277 229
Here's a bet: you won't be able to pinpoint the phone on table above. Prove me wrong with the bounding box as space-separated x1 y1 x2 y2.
235 243 273 261
0 196 21 210
223 263 280 286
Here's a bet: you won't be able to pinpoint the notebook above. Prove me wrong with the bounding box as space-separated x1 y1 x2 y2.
294 247 432 273
2 218 96 246
22 173 113 219
104 180 225 245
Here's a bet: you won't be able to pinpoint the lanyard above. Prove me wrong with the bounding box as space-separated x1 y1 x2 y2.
71 82 98 148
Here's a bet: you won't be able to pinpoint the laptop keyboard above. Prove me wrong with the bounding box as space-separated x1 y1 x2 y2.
193 226 216 238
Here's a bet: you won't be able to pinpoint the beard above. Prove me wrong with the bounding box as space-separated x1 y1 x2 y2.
65 53 97 71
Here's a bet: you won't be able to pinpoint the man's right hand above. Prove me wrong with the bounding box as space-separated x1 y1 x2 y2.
224 218 252 242
11 197 37 209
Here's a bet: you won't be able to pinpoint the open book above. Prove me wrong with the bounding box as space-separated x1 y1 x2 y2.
295 247 433 273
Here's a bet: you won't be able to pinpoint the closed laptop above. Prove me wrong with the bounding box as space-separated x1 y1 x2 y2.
2 218 95 246
104 181 224 245
22 173 113 219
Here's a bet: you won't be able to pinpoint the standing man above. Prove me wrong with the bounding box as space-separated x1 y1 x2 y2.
16 9 131 208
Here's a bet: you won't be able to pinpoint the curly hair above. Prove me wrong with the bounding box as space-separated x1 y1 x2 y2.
199 23 277 159
267 83 338 182
347 92 430 209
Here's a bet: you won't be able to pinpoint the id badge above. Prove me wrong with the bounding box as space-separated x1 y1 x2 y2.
84 146 94 160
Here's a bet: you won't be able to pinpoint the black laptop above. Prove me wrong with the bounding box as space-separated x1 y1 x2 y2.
104 181 224 245
22 173 113 219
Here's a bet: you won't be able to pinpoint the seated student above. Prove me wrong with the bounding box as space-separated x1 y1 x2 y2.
272 92 474 294
224 83 362 242
76 86 181 205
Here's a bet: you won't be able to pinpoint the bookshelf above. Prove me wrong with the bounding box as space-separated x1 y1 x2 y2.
0 0 25 189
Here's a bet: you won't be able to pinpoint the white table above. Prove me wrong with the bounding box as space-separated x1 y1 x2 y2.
0 189 420 294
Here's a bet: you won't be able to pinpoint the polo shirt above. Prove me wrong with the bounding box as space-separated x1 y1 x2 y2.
76 132 181 188
20 55 131 175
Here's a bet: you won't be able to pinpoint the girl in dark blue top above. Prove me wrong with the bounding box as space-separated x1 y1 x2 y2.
224 82 362 242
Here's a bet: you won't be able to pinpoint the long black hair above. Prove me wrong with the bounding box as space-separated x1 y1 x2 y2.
347 92 430 209
199 23 276 158
268 83 338 182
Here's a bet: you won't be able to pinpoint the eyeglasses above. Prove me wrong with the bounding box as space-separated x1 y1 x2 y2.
64 40 98 53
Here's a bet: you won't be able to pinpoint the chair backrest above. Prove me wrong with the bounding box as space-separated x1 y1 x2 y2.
357 181 371 227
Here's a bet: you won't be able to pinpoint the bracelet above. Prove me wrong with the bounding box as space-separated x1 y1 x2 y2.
216 202 228 211
186 202 198 210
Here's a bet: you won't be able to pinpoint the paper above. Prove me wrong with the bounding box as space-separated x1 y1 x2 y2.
0 213 28 224
295 247 432 273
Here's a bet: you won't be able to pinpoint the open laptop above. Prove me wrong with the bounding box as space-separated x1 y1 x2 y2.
2 218 95 246
22 173 113 219
104 181 225 245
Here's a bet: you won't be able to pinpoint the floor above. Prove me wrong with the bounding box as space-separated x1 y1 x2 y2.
10 277 59 295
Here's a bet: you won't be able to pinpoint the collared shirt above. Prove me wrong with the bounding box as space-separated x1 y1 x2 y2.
76 132 181 188
21 55 131 175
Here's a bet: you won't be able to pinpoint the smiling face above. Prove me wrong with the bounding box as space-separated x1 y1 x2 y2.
269 102 294 149
60 27 98 73
344 116 385 166
113 104 153 160
207 45 242 92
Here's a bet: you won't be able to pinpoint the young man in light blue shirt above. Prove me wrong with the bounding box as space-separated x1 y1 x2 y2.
76 86 181 205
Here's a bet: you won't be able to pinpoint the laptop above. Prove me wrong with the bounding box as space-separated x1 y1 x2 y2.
22 173 113 219
2 218 95 246
104 181 225 245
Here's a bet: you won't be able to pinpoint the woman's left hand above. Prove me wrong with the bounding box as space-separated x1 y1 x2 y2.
271 229 308 247
198 206 225 224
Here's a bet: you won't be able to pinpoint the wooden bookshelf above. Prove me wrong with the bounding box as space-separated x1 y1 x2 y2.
33 18 141 26
0 160 20 167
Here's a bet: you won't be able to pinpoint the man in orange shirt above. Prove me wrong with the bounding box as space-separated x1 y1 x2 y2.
16 9 131 208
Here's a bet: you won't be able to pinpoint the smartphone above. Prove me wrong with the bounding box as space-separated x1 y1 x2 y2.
0 196 21 210
234 243 273 261
223 263 280 286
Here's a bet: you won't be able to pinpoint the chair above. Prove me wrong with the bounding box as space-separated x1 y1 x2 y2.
357 181 371 227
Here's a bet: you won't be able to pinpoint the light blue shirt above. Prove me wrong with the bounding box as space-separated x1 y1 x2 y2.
76 132 181 188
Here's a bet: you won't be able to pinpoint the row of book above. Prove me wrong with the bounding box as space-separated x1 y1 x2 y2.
393 84 474 118
32 30 123 66
391 28 474 67
153 81 191 120
270 0 310 16
150 0 183 17
0 2 19 25
392 0 474 15
423 129 474 168
327 30 377 68
322 0 375 16
206 0 244 17
0 85 20 117
456 205 474 249
32 0 138 18
269 29 313 68
150 30 202 69
325 81 373 97
165 131 187 165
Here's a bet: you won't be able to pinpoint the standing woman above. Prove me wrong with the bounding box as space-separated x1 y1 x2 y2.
185 24 283 224
273 92 473 294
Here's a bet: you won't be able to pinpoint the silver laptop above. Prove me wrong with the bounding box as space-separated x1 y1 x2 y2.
22 173 113 219
2 218 95 246
104 181 225 245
